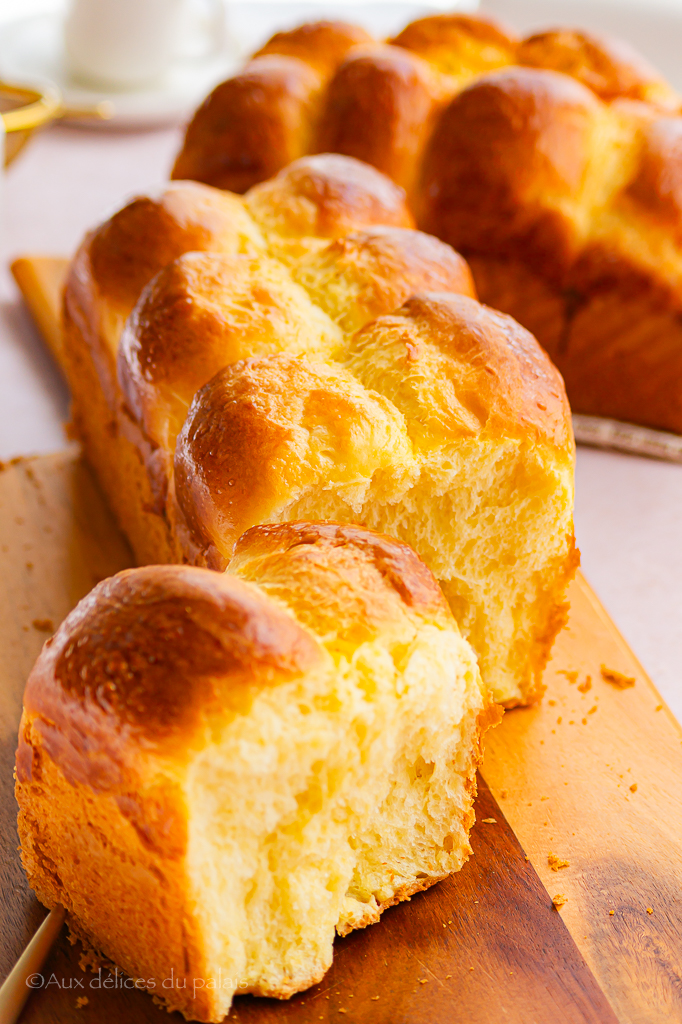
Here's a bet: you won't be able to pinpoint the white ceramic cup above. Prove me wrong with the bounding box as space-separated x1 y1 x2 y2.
64 0 224 91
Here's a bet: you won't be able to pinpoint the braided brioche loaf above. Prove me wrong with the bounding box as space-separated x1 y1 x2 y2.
17 521 497 1021
173 14 682 433
63 154 576 707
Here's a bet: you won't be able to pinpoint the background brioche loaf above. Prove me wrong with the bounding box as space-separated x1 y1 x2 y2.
173 14 682 434
63 156 576 706
16 522 497 1022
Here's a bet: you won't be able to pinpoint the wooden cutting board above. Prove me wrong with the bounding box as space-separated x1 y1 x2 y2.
4 257 682 1024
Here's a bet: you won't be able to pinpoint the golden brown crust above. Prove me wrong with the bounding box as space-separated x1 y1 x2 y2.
230 520 453 626
390 13 518 79
118 251 340 451
293 225 476 331
419 67 599 275
627 117 682 232
316 45 442 194
518 28 679 109
346 292 573 452
171 56 323 193
172 353 412 566
253 20 375 76
245 153 414 241
21 565 322 769
87 182 263 316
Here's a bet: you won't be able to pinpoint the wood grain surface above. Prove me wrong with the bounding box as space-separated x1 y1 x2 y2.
6 255 682 1023
0 453 618 1024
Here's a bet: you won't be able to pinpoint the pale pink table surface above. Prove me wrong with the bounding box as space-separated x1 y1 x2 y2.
1 123 681 725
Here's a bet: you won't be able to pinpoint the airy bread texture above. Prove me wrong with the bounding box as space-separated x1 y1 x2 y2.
172 14 682 433
16 522 498 1022
63 157 576 706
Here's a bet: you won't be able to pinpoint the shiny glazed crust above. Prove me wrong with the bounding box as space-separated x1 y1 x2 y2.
17 522 499 1021
172 15 682 432
63 156 575 706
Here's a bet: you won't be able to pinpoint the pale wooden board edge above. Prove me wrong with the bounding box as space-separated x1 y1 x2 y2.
11 256 69 372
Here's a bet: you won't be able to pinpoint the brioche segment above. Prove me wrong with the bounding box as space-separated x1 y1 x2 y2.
16 524 498 1021
172 295 575 705
63 156 575 705
63 157 412 564
171 13 682 432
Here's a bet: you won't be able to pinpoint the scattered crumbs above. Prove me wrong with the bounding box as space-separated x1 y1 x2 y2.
541 796 549 801
418 979 428 985
577 676 592 694
569 720 575 725
540 740 544 745
647 907 653 914
630 783 638 793
609 910 615 916
499 789 508 799
551 729 556 734
76 997 89 1009
448 920 452 924
601 665 635 689
25 561 34 570
655 705 663 712
509 971 514 976
469 967 475 971
548 699 556 706
32 618 54 633
339 1010 347 1015
552 894 568 909
548 852 570 871
557 717 562 724
543 822 548 826
371 995 380 1000
581 718 587 725
558 670 578 684
482 818 496 824
588 706 597 715
524 856 529 861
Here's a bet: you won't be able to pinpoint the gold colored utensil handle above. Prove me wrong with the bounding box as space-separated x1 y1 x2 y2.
0 80 62 133
0 906 66 1024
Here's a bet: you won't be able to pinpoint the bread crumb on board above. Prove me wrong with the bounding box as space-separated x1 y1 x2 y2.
548 852 570 871
647 907 654 914
552 894 568 909
630 783 638 793
601 665 635 689
76 997 89 1009
577 676 592 693
481 818 496 824
32 618 54 632
557 670 578 684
